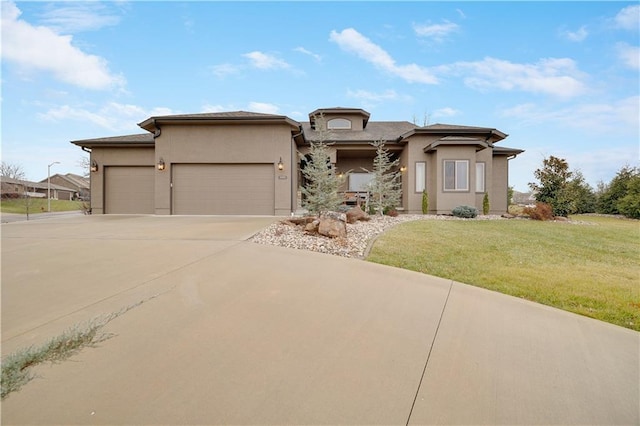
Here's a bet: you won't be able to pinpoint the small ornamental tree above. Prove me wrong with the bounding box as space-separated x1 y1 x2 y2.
422 191 429 214
300 115 345 215
366 140 402 215
529 156 572 217
482 192 490 215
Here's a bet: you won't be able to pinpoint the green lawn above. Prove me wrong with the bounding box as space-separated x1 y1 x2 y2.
0 199 85 214
367 215 640 330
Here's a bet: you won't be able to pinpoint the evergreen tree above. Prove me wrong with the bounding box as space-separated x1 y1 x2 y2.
616 172 640 219
597 166 639 215
529 156 572 217
366 140 401 215
565 170 597 214
300 115 344 215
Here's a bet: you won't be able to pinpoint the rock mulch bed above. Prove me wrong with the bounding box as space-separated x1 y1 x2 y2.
249 214 507 259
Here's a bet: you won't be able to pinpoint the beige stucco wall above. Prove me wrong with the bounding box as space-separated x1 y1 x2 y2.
89 147 155 214
154 123 294 215
491 155 510 213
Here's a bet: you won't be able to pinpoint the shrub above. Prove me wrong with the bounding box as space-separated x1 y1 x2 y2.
452 205 478 218
384 207 398 217
482 192 490 215
523 202 554 221
422 191 428 214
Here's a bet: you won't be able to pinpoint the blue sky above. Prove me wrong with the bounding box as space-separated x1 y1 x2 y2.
2 1 638 191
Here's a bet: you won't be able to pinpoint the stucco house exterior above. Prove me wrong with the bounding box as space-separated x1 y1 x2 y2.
71 107 523 216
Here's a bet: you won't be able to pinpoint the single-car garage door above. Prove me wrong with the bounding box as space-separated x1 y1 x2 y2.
104 166 155 214
172 164 274 215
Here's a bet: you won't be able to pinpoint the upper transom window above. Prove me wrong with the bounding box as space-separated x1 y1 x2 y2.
327 118 352 129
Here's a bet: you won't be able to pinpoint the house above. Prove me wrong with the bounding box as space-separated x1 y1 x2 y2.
40 173 90 200
71 107 523 216
0 176 77 200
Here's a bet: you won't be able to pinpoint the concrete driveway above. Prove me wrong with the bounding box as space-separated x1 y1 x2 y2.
1 215 638 425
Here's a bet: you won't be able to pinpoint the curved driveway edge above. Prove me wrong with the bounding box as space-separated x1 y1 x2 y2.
2 216 638 425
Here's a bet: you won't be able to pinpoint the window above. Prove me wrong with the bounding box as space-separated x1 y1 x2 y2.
476 163 485 193
327 118 351 129
444 160 469 191
349 173 374 191
415 162 426 193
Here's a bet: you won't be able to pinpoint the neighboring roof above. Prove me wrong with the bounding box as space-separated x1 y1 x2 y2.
401 123 508 141
40 173 90 190
71 133 154 148
0 176 76 192
138 111 301 133
302 121 415 143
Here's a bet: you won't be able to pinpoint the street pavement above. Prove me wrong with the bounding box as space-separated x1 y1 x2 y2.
1 215 638 425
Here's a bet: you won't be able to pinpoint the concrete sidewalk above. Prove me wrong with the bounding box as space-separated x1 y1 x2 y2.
1 216 638 424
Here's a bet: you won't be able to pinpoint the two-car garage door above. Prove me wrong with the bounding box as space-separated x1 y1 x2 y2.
172 164 275 215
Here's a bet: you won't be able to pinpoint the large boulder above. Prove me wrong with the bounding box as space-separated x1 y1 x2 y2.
346 205 370 224
318 217 347 238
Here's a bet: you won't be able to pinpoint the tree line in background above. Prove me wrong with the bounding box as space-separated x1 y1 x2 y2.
529 156 640 219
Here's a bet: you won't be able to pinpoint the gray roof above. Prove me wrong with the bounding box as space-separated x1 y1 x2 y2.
138 111 301 133
302 121 416 143
401 123 508 141
71 133 154 147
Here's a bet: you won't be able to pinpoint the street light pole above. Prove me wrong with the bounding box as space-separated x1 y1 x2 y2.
47 161 60 212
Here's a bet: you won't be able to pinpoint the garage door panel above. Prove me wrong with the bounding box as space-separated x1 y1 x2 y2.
105 167 154 214
172 164 274 215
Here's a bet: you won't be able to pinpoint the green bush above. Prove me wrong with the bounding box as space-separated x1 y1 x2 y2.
482 192 490 215
422 191 428 214
452 205 478 218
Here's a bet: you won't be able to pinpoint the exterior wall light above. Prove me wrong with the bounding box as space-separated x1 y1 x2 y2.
400 165 407 172
157 158 166 171
277 157 284 171
90 160 99 173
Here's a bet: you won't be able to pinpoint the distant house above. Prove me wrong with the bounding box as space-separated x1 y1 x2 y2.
71 107 524 215
41 173 90 200
0 176 77 200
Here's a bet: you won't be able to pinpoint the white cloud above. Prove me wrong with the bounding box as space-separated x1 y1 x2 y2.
243 51 290 70
294 46 322 62
616 42 640 70
201 104 227 113
210 63 240 78
248 102 280 114
329 28 438 84
501 96 639 133
614 5 640 31
413 21 459 41
1 1 125 90
40 102 177 132
561 26 588 42
38 2 121 33
433 107 460 118
440 57 587 99
347 89 402 102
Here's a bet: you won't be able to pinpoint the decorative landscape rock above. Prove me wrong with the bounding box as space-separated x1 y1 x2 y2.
304 220 320 233
318 217 347 238
346 205 370 224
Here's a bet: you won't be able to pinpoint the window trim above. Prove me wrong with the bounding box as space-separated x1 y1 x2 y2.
476 162 486 193
443 160 469 192
415 161 426 193
327 118 352 130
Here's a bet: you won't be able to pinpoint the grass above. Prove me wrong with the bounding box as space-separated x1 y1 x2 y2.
1 297 156 399
1 317 113 399
0 199 85 214
367 215 640 330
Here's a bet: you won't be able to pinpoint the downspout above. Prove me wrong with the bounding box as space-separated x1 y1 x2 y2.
291 125 306 215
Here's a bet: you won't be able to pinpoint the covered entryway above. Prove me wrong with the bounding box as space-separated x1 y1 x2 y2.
104 166 154 214
172 164 275 215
